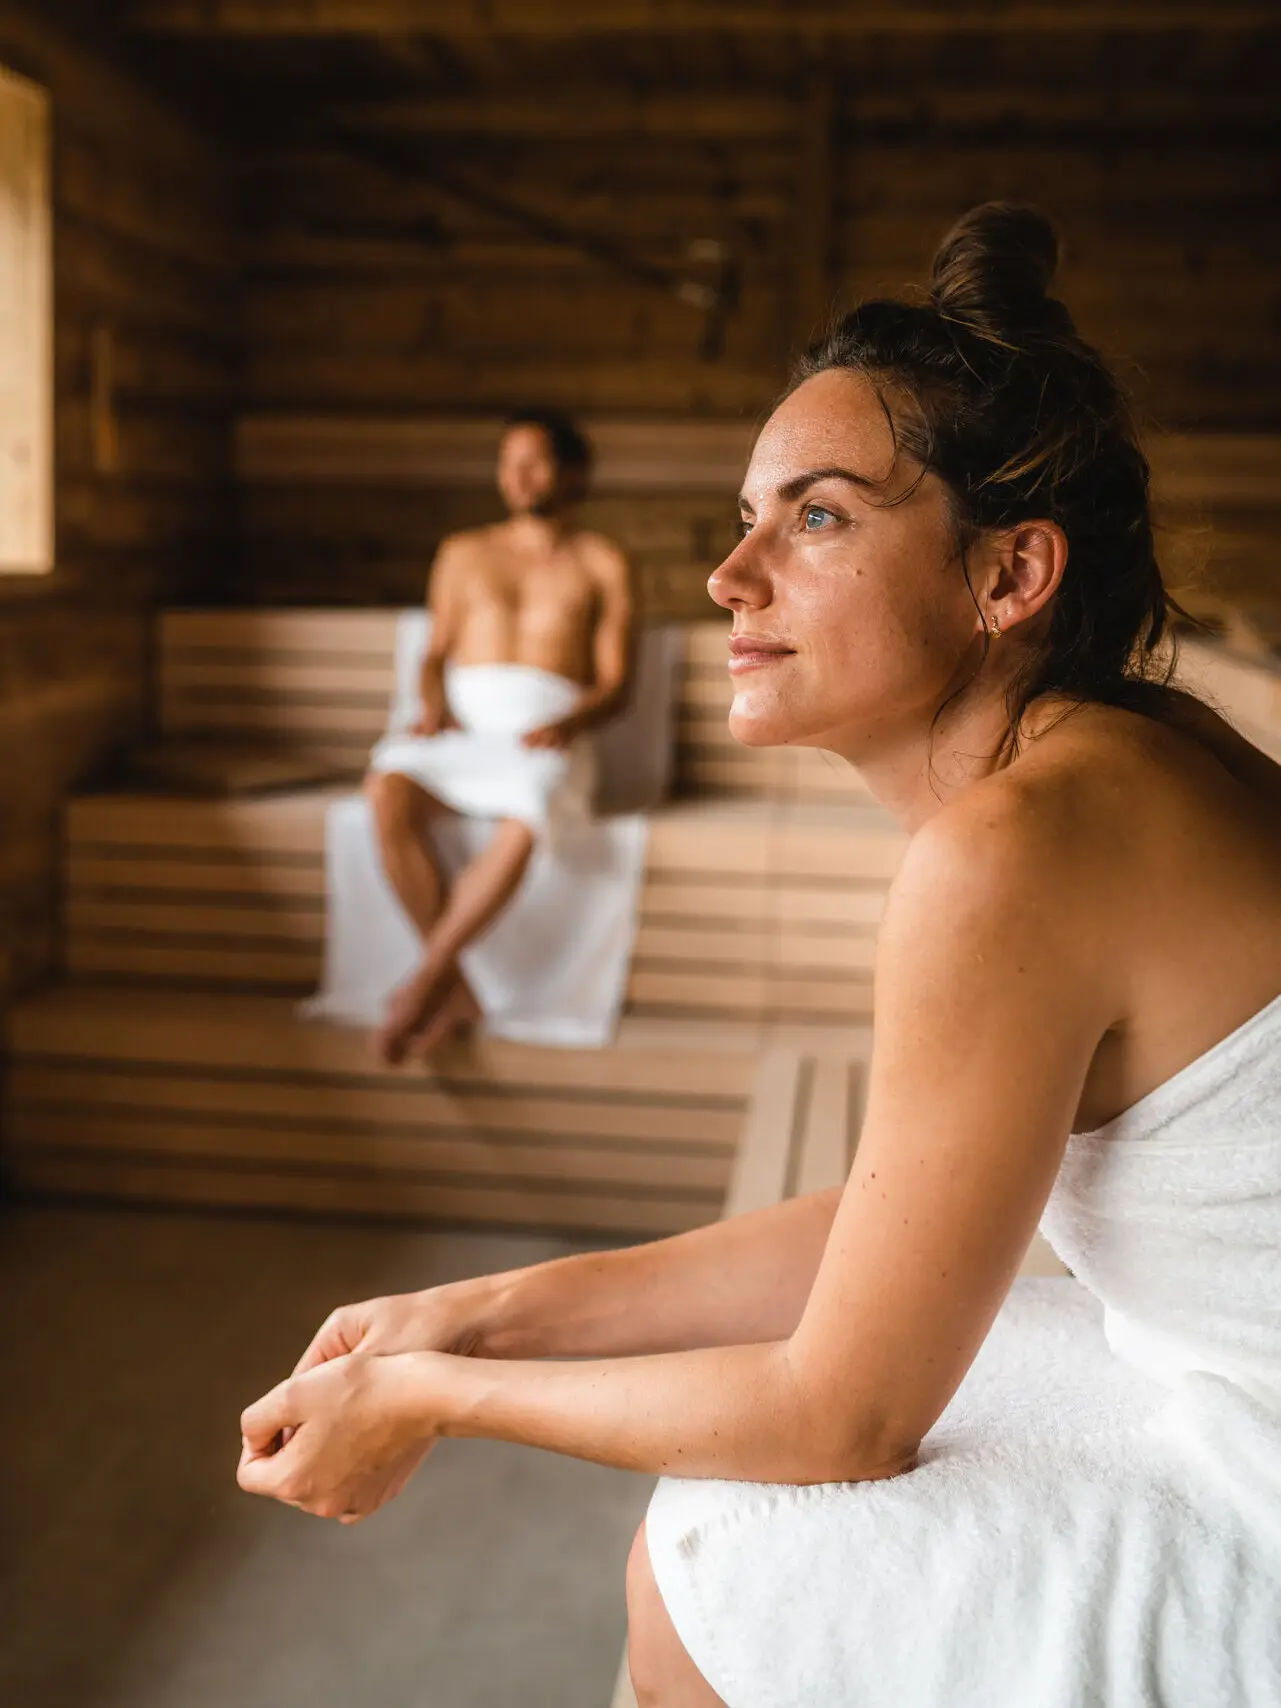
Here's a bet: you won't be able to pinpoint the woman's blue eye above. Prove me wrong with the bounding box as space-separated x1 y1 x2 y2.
738 519 754 538
803 505 835 530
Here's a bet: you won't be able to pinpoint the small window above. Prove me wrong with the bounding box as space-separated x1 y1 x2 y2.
0 65 51 575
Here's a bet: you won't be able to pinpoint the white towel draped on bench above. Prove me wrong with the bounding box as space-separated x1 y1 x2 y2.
304 612 682 1047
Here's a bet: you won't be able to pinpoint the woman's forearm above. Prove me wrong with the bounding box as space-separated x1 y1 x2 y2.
467 1188 842 1361
421 1338 891 1485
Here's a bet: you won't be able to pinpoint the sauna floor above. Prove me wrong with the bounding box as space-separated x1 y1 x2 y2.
0 1200 650 1708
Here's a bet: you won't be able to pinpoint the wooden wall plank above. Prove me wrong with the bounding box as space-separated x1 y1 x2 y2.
0 3 238 992
4 1152 717 1237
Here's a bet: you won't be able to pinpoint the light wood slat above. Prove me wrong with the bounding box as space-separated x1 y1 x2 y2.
677 747 856 786
67 939 322 985
162 694 389 737
160 608 400 653
69 791 816 859
643 813 775 877
769 975 873 1017
10 1064 741 1147
162 658 396 694
65 956 875 1018
723 1049 807 1218
793 1056 855 1197
68 895 324 939
70 872 886 928
68 937 876 995
642 878 886 927
67 789 342 852
679 670 732 707
631 974 870 1020
678 754 871 801
681 625 734 666
10 989 754 1096
634 922 878 973
68 855 327 897
10 1109 732 1193
774 819 907 880
626 968 772 1014
677 725 778 760
5 1153 714 1238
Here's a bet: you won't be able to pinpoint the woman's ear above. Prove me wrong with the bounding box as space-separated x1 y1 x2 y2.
985 520 1068 633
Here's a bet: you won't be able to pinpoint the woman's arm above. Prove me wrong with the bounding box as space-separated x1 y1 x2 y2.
473 1187 842 1358
292 1187 843 1372
239 784 1118 1514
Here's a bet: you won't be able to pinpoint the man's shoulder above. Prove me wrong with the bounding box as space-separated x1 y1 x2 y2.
572 530 630 579
436 525 498 560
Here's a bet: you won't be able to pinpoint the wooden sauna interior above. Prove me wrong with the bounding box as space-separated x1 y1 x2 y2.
2 0 1281 1241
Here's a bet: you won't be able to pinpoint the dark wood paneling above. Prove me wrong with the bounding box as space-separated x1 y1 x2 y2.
0 1 238 990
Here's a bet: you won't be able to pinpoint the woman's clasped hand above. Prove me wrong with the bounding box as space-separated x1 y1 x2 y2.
237 1286 482 1523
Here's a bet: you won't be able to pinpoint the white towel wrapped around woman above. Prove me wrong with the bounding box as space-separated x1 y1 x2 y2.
646 992 1281 1707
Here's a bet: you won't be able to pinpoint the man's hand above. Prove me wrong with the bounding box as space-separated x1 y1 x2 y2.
522 713 584 751
237 1352 439 1524
291 1287 487 1377
409 697 458 738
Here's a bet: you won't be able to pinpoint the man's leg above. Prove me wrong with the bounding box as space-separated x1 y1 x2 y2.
378 815 537 1063
366 770 446 938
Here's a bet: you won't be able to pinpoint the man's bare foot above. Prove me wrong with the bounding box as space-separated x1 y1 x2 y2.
376 958 453 1066
408 971 482 1057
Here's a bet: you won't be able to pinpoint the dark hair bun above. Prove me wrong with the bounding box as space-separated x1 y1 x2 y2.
929 202 1064 339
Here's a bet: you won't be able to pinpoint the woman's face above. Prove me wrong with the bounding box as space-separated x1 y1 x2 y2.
710 368 986 758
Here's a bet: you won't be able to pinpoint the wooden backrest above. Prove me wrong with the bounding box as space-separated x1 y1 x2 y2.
156 612 1281 811
157 608 872 803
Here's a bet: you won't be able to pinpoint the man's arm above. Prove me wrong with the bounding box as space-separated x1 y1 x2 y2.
524 540 634 749
413 537 465 735
579 539 636 730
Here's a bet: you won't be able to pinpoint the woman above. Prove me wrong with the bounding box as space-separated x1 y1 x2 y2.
238 205 1281 1706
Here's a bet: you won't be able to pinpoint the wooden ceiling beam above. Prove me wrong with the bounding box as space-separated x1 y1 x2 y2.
333 94 797 139
328 88 1281 140
128 1 1281 37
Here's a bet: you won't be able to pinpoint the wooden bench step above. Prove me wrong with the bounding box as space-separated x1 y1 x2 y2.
63 794 904 1023
3 988 765 1238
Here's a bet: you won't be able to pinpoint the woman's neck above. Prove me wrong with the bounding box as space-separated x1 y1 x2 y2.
827 687 1074 833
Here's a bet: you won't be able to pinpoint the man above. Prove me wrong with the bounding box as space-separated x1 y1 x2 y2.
365 411 634 1064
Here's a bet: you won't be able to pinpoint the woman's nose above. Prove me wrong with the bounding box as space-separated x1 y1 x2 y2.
707 534 770 611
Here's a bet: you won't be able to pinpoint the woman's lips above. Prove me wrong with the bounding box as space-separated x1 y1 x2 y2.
728 636 795 674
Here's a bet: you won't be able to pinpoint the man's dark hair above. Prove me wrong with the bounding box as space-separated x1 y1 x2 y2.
505 409 593 476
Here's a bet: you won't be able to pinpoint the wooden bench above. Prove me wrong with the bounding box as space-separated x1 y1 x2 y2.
62 791 905 1025
5 988 762 1237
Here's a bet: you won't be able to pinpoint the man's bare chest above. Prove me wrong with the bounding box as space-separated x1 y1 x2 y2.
464 560 597 623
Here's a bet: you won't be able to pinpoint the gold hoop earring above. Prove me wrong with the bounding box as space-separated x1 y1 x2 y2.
989 615 1002 639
